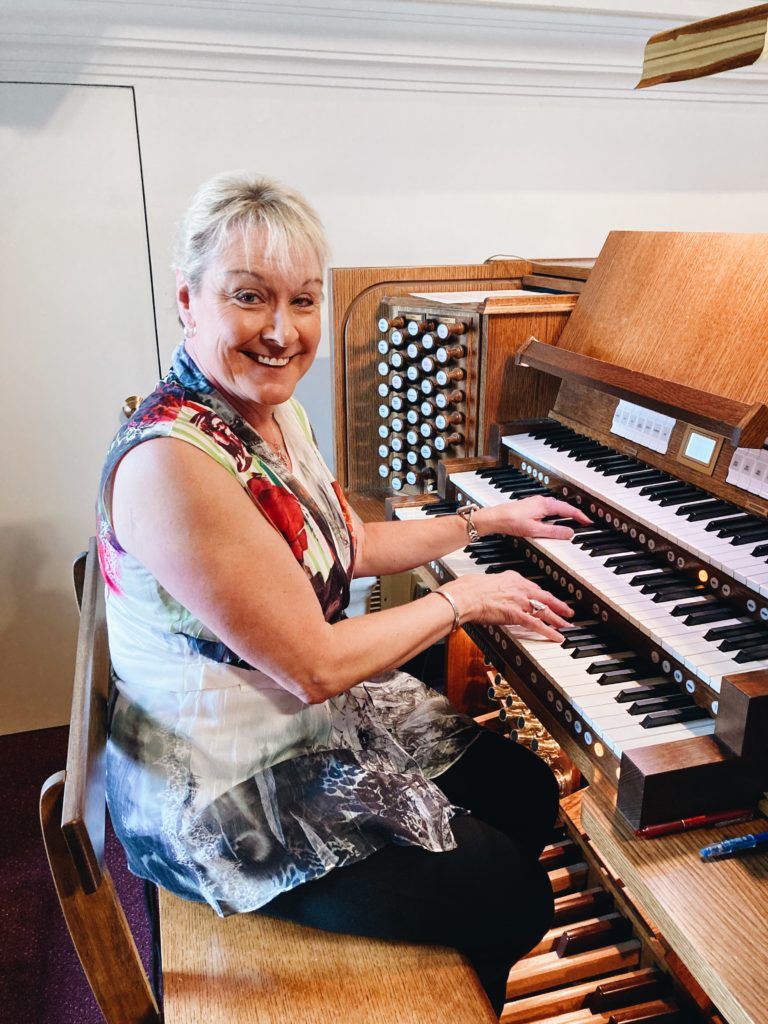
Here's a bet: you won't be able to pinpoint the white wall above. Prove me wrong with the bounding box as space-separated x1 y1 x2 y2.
0 82 159 734
136 77 768 461
2 0 768 732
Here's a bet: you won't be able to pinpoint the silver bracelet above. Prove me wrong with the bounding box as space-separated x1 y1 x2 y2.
457 502 481 543
434 588 461 633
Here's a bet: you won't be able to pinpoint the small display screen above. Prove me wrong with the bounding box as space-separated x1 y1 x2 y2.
684 432 717 465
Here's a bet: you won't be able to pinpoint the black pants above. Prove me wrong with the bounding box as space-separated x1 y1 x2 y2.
259 730 560 1016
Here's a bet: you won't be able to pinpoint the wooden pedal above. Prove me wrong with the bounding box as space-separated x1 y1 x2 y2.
586 969 667 1012
608 998 680 1024
540 840 581 870
500 968 658 1024
553 887 613 926
526 915 622 960
505 940 642 1000
549 862 590 895
556 915 633 958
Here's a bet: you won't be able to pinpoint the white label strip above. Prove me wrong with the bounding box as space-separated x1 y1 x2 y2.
611 399 675 455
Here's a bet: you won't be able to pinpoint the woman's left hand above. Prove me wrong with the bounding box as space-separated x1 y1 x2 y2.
477 495 592 541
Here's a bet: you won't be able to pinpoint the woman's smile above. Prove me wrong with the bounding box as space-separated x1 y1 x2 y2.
245 352 292 367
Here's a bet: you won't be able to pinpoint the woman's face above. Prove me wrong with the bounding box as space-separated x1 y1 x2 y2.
178 227 323 423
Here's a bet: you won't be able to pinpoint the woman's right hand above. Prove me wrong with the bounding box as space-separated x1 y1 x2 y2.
438 569 573 643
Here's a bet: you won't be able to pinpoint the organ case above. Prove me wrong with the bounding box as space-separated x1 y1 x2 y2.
331 235 768 1024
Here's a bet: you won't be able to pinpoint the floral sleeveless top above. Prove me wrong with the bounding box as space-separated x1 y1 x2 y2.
99 344 478 916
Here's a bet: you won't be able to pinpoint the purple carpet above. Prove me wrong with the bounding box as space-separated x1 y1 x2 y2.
0 726 152 1023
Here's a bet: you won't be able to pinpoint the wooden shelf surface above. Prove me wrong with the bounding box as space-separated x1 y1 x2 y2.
580 786 768 1024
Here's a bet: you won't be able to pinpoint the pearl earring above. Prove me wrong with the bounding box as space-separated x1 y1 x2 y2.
184 320 197 339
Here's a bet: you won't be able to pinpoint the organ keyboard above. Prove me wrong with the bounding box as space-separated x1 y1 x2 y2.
391 233 768 830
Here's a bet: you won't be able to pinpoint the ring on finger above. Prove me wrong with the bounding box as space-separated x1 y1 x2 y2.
529 598 546 616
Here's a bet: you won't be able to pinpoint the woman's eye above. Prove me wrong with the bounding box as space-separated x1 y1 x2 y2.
292 295 315 308
234 291 262 305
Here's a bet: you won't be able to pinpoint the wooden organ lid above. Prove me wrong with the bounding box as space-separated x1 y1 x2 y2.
516 230 768 448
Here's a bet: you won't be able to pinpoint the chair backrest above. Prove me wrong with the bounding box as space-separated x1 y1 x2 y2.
39 538 160 1024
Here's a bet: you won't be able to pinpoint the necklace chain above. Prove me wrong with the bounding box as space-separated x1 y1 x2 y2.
261 422 291 468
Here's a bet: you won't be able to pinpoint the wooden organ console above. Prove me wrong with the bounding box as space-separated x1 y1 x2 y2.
330 235 768 1024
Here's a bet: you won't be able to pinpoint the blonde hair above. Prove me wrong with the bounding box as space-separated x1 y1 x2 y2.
173 171 330 290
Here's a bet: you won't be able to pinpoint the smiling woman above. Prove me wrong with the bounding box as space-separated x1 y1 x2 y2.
98 171 588 1017
178 236 324 442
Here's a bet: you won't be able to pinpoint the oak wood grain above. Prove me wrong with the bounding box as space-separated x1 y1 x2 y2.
500 969 657 1024
505 940 642 1001
581 786 768 1024
553 232 768 427
518 340 768 449
159 892 496 1024
40 773 161 1024
61 541 109 893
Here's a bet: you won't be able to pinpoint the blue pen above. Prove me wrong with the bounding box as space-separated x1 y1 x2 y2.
700 830 768 861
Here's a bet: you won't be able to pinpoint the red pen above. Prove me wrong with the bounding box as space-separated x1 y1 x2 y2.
635 807 755 839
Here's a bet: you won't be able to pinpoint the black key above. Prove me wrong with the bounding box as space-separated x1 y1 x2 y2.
752 542 768 558
735 645 768 663
627 693 693 715
559 619 600 632
601 461 642 477
704 619 757 641
553 439 596 453
730 526 768 546
717 519 764 539
579 534 630 550
658 489 707 508
615 682 680 702
618 470 668 487
686 504 740 523
613 560 660 576
719 632 768 652
473 553 526 565
574 530 613 544
591 457 636 472
603 552 650 567
530 423 569 440
653 586 705 603
561 633 601 649
650 486 700 505
683 605 733 625
640 706 710 728
706 513 757 534
586 453 626 468
546 434 584 449
597 670 641 686
569 525 608 538
630 570 671 587
670 597 719 617
570 643 616 659
640 480 689 498
639 575 687 594
675 499 732 518
585 656 643 675
586 542 637 557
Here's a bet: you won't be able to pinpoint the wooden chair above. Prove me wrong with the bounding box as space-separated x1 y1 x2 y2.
39 539 161 1024
40 538 497 1024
